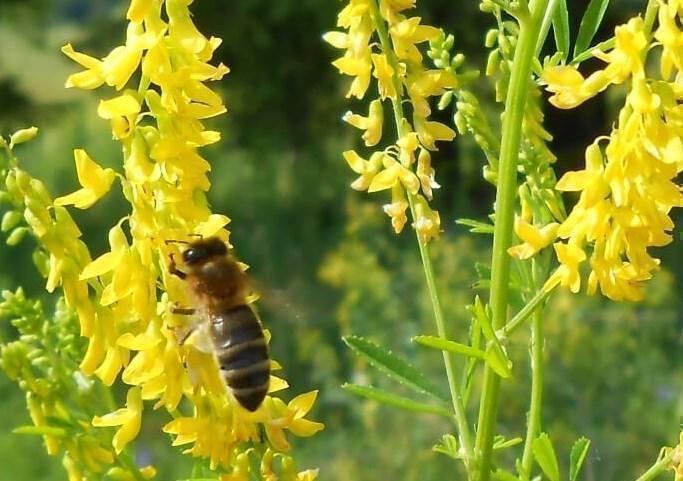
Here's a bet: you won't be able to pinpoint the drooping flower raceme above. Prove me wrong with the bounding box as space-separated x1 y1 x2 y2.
325 0 457 244
540 10 683 301
51 0 322 476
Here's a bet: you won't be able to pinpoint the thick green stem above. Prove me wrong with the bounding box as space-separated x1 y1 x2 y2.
473 1 550 480
520 305 544 478
367 0 474 471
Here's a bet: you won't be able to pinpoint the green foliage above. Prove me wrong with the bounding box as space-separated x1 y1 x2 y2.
551 0 570 60
569 437 591 481
343 335 447 401
532 433 560 481
574 0 612 58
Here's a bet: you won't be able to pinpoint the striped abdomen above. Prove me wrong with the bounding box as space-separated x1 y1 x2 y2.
210 305 270 411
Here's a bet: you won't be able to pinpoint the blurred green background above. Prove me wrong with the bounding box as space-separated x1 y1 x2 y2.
1 1 682 480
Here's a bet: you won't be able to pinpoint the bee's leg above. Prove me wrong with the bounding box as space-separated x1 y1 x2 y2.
168 253 187 280
172 306 196 316
169 305 197 345
177 326 196 346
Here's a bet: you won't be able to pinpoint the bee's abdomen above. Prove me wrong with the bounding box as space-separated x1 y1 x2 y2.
212 305 269 412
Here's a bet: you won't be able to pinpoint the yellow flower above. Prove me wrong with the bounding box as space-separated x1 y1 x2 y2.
415 148 439 200
54 149 116 209
389 17 440 63
367 154 420 194
263 391 325 451
544 242 586 293
343 150 383 191
343 99 384 146
412 194 441 244
508 218 559 260
543 17 647 109
383 184 409 233
92 387 142 454
371 53 399 100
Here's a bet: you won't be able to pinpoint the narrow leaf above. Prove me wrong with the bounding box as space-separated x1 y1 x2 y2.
552 0 570 60
13 425 67 437
470 296 495 341
342 384 451 417
413 335 486 360
573 0 610 59
456 218 494 234
573 36 615 64
343 336 448 401
467 298 512 377
533 433 560 481
570 437 592 481
485 344 512 378
493 435 523 451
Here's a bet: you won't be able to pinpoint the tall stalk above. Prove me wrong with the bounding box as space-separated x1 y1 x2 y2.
473 1 551 480
367 0 476 473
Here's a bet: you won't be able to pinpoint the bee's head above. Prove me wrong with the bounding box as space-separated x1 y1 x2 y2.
182 237 228 266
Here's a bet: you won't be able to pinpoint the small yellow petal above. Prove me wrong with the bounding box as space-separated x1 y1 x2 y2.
80 250 125 280
368 165 399 192
97 94 141 119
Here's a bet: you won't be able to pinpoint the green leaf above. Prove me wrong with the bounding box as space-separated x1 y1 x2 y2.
570 437 592 481
573 0 610 59
493 435 523 451
533 433 560 481
552 0 570 61
467 298 512 377
485 344 512 378
413 335 486 360
573 36 615 64
343 336 448 401
13 425 67 437
342 384 451 417
456 218 494 234
433 434 459 459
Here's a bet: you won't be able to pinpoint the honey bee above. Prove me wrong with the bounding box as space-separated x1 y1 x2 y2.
168 236 270 411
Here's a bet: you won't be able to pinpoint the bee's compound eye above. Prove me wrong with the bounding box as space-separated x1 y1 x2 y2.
182 247 206 265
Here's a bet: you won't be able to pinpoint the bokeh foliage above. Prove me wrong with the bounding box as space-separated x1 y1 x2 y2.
0 1 681 480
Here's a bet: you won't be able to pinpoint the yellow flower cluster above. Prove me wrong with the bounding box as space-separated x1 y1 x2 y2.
324 0 456 243
538 8 683 301
52 0 322 473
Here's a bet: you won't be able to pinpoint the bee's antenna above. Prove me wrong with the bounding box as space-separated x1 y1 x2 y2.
165 239 190 246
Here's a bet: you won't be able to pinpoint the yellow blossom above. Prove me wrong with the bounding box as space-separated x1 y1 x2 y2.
368 154 420 194
413 194 441 244
508 218 560 260
56 0 323 473
389 17 440 63
543 17 647 109
54 149 116 209
542 5 683 301
383 184 409 233
544 242 586 293
372 53 399 100
92 387 142 454
343 150 383 191
343 99 384 146
416 148 439 199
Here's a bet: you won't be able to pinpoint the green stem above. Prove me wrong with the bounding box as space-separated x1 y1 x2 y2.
367 0 474 471
500 282 554 337
634 448 676 481
473 1 550 480
519 303 544 479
